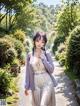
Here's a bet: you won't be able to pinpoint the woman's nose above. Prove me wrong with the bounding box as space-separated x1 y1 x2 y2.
38 41 42 45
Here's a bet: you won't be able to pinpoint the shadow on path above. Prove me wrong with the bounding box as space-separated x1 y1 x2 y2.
54 59 79 106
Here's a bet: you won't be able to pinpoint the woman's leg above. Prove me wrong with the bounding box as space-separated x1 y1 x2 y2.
31 87 41 106
40 84 56 106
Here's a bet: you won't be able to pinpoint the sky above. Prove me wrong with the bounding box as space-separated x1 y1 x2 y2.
35 0 61 6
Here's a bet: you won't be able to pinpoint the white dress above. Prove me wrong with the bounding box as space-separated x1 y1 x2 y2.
29 54 56 106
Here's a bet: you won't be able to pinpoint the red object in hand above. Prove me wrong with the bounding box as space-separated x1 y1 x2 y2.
25 89 29 96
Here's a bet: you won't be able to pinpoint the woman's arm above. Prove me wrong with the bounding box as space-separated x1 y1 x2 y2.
40 51 54 74
24 53 30 90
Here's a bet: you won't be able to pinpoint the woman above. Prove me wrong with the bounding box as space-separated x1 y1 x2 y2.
24 32 56 106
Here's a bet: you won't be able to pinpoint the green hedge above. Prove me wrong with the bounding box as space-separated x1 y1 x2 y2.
66 25 80 75
0 69 12 97
4 36 25 60
55 43 66 66
13 29 26 43
0 38 17 67
14 39 25 59
52 35 65 53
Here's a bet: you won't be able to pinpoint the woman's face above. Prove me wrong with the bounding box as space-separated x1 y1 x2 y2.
34 36 45 50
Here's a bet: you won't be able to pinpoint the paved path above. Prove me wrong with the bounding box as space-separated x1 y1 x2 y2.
17 56 79 106
52 56 79 106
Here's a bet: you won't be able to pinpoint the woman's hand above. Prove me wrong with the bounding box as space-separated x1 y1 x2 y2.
40 51 47 60
25 89 29 96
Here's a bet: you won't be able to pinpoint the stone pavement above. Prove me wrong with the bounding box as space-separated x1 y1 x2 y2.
17 56 79 106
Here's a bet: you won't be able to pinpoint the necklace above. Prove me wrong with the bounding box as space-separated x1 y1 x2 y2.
37 58 41 67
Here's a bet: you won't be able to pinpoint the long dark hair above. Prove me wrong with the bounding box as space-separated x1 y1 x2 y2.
32 31 47 55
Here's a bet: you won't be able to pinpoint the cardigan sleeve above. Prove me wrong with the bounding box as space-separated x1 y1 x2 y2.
40 51 54 74
24 53 30 89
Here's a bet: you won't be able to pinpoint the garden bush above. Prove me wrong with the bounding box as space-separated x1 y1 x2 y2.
4 35 15 46
4 35 25 60
52 35 65 54
58 51 66 66
0 69 12 96
13 29 26 43
0 38 17 67
66 25 80 75
6 48 17 63
55 43 66 66
19 52 26 65
14 39 25 59
57 43 65 53
10 59 20 76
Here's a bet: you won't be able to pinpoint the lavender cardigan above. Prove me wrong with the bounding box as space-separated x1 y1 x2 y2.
24 51 56 91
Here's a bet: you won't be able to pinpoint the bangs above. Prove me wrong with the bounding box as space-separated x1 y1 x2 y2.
35 35 41 41
33 31 47 44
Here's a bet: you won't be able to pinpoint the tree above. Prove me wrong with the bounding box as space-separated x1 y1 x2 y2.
57 3 78 37
15 3 37 36
0 0 35 33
